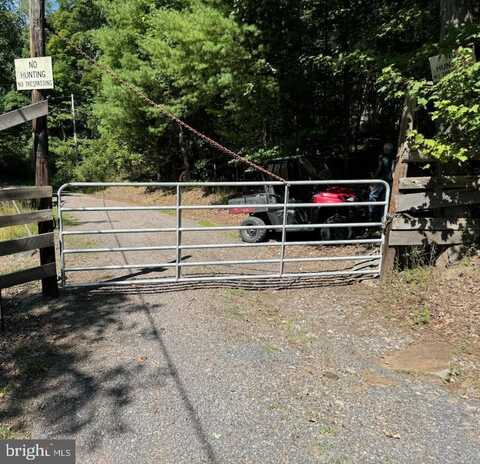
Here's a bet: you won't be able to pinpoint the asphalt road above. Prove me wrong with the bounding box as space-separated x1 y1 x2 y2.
24 194 480 463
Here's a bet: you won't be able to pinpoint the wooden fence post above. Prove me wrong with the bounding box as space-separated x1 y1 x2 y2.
381 98 415 279
30 0 58 297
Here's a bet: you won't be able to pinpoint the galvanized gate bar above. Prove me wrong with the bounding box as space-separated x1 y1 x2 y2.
64 255 381 272
62 239 382 254
57 180 390 287
61 200 386 212
61 222 384 235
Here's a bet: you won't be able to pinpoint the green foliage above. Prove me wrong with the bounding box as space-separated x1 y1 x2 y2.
2 0 480 184
46 0 105 185
0 1 31 181
407 47 480 163
90 0 278 180
247 146 284 163
377 1 480 165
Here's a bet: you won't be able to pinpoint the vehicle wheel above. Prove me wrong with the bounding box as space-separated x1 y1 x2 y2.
240 216 268 243
319 214 353 242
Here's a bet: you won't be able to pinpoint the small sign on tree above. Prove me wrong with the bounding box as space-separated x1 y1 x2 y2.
14 56 54 90
429 47 476 82
429 54 452 82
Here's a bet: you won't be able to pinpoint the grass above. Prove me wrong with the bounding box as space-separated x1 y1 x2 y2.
65 236 96 249
263 343 282 354
0 202 79 242
0 425 14 439
400 266 431 287
283 319 317 347
0 383 10 399
198 219 217 228
413 305 431 326
318 424 337 436
192 218 238 238
0 203 37 241
54 209 80 227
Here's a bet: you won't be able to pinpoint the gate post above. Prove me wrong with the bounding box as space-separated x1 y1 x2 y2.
175 185 182 280
279 184 289 276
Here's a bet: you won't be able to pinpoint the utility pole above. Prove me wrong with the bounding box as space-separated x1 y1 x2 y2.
30 0 48 186
30 0 58 297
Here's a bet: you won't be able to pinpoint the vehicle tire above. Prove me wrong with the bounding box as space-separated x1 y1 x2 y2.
240 216 268 243
319 214 353 242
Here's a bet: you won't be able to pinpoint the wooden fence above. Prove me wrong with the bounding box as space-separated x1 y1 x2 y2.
384 99 480 272
390 170 480 247
0 187 58 300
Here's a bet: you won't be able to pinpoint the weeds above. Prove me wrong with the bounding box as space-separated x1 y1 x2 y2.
0 383 10 400
318 424 337 436
413 306 431 326
0 425 14 439
198 219 217 228
263 343 281 354
54 210 80 227
0 203 78 241
400 266 431 286
64 236 96 249
222 288 248 320
0 203 37 241
396 243 441 270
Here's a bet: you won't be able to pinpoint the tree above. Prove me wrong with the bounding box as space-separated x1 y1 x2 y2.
398 0 480 163
0 1 30 181
46 0 105 185
33 0 480 184
440 0 478 38
91 0 278 181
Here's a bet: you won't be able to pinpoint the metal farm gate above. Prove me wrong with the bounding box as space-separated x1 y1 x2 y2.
57 181 390 288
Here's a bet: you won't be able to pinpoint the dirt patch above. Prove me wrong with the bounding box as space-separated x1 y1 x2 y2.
366 256 480 398
382 341 453 378
362 371 398 388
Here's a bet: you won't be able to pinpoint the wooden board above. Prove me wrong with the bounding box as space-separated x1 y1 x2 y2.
389 229 478 246
0 186 52 201
0 100 48 131
0 232 54 257
382 98 415 279
0 263 56 289
0 209 52 229
405 149 480 163
392 216 480 231
399 176 480 191
396 190 480 212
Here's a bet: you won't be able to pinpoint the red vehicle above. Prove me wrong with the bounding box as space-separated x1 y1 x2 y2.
228 157 361 243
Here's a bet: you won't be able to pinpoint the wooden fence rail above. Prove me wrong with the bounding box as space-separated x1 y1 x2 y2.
0 186 58 327
382 98 480 276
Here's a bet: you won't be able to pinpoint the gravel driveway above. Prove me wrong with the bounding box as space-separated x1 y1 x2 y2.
13 194 479 463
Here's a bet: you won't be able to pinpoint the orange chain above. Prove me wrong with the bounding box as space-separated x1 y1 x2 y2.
52 30 286 183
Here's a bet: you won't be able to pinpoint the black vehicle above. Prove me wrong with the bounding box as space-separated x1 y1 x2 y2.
228 157 362 243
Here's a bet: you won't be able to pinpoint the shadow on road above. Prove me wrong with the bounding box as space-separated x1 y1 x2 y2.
0 287 220 463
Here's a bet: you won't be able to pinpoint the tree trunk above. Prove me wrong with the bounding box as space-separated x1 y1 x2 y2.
178 126 190 182
440 0 475 38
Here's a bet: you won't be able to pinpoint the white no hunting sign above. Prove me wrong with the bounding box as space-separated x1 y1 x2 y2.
15 56 54 90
